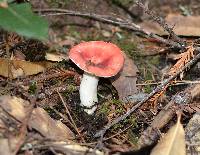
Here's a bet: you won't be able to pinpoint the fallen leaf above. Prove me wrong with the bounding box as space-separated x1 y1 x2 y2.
111 54 138 100
0 96 29 121
29 107 75 141
0 139 13 155
150 117 186 155
45 52 69 62
0 96 31 155
140 14 200 36
0 96 74 142
0 138 19 155
0 119 6 129
0 58 54 78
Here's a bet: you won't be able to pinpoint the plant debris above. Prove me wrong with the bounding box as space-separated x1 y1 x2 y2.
0 1 200 155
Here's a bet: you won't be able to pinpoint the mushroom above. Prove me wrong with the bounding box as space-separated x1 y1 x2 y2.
69 41 124 114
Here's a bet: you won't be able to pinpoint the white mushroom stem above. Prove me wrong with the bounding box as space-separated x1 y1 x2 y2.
79 72 99 114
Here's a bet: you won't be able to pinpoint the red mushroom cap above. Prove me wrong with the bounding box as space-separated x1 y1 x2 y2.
69 41 124 77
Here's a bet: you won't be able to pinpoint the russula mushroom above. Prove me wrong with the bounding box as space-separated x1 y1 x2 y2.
69 41 124 114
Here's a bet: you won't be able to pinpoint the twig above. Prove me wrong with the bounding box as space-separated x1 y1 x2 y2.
49 105 74 127
94 51 200 138
56 90 85 142
135 1 185 46
34 8 182 49
136 80 200 86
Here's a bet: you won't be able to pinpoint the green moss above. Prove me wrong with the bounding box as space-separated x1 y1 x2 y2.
149 55 160 65
113 33 138 58
99 99 138 131
127 129 139 145
124 115 137 125
28 81 37 94
120 41 137 57
113 123 124 130
116 107 124 114
143 84 152 93
145 70 153 81
111 99 122 105
67 84 77 93
113 114 137 130
99 103 110 114
98 99 122 115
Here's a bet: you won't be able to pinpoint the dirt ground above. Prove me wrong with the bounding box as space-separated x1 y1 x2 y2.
0 0 200 155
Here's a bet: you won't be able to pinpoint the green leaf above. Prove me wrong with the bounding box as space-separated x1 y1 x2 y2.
0 3 48 40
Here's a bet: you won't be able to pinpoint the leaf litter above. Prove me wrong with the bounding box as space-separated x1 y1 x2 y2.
1 1 200 155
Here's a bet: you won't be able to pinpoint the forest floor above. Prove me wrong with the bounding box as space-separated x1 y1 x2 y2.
0 0 200 155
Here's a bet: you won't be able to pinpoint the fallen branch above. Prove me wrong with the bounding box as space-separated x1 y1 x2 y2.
94 51 200 138
138 83 200 148
34 8 182 49
135 0 185 46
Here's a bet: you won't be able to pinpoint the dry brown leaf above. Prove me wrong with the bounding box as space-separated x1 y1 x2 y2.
0 137 22 155
29 107 75 141
0 96 30 155
45 53 69 62
0 96 74 142
0 96 29 121
111 54 138 100
0 139 14 155
0 58 54 78
140 14 200 36
150 117 186 155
